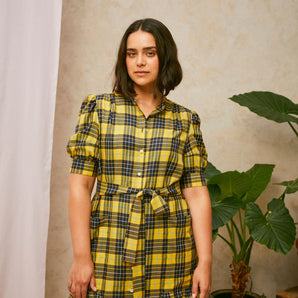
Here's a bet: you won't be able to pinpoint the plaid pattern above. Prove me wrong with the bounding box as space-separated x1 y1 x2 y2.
67 93 207 297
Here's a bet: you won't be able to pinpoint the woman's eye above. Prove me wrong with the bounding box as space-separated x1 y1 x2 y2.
147 51 156 57
127 52 136 57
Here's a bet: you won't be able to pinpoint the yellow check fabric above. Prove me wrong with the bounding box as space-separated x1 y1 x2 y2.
67 93 207 298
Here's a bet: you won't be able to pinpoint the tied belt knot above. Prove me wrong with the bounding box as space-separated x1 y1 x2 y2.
96 181 181 264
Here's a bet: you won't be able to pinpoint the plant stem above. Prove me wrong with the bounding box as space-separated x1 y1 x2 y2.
288 122 298 137
278 191 286 201
239 210 246 242
227 222 236 257
218 233 235 253
224 224 237 259
231 217 244 247
244 237 254 266
238 235 252 264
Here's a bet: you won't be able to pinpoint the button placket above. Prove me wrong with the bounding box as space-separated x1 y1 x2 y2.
136 118 146 187
127 265 134 296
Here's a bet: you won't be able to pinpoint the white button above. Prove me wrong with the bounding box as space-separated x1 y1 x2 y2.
140 149 144 153
137 172 142 177
129 288 134 293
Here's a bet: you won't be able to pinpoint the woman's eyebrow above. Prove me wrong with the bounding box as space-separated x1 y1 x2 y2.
126 46 157 51
144 46 156 50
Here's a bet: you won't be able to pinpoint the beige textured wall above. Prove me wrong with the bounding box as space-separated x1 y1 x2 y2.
46 1 298 297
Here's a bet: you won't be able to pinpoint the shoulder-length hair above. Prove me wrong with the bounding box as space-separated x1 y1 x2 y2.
113 18 183 99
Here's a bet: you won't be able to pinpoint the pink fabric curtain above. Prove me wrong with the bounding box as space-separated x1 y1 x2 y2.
0 1 62 297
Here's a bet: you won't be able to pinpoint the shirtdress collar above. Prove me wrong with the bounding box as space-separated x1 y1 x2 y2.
129 95 167 117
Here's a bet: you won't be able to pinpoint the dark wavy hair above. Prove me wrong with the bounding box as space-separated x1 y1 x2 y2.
113 18 183 98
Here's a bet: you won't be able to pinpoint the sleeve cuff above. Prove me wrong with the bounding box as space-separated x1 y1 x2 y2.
180 172 207 189
69 158 98 177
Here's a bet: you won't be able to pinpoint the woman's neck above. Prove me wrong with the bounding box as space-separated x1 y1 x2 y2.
134 86 163 118
134 85 162 106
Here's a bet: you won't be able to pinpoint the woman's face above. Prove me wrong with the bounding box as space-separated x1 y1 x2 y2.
126 30 159 93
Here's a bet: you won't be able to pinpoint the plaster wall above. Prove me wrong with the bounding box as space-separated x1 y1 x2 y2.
46 1 298 297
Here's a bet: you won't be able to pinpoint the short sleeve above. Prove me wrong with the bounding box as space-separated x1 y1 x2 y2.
180 111 208 188
66 95 100 177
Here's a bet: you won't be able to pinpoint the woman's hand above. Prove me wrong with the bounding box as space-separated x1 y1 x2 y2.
192 261 211 298
68 258 96 298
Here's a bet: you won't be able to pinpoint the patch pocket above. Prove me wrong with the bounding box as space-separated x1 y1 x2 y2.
90 215 106 251
169 196 191 227
169 197 192 256
167 197 194 281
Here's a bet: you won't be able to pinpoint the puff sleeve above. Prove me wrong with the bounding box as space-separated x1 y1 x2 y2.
180 111 208 188
67 95 100 177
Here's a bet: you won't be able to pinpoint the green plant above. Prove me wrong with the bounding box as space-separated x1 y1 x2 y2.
229 91 298 137
209 91 298 298
207 162 296 297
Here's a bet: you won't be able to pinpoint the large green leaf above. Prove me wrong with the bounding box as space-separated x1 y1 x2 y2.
208 183 221 204
208 183 241 230
205 161 221 180
229 91 298 124
242 164 275 204
208 171 251 202
212 196 242 230
274 178 298 194
245 199 296 255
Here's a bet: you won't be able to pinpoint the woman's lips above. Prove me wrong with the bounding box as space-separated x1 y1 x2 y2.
134 71 149 76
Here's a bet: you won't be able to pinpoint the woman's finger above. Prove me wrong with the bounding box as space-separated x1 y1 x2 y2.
67 278 72 292
198 283 211 298
75 283 81 298
192 272 199 297
70 282 76 297
81 282 88 298
90 273 97 292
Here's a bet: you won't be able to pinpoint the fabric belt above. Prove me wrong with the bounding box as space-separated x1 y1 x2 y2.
95 180 182 264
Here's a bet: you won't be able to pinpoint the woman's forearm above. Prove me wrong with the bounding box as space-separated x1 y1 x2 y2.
182 186 212 263
68 173 96 260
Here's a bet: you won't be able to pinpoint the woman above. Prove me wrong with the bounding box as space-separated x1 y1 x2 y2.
67 18 212 298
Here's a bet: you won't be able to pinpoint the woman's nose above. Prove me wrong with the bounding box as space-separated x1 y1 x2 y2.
136 54 145 66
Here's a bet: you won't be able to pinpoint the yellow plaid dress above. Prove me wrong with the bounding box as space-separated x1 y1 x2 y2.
67 92 207 298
